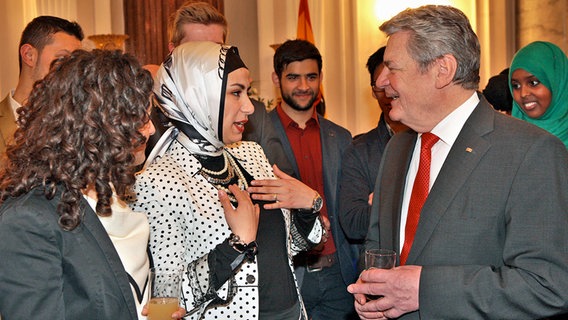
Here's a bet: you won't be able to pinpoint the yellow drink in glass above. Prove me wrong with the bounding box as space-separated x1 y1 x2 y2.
148 297 178 320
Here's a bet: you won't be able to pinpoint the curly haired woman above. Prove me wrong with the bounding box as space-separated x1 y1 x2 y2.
0 49 182 319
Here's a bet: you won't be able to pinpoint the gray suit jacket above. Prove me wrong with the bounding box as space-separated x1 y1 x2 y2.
0 187 138 319
366 96 568 319
242 99 295 176
0 95 17 155
268 109 358 286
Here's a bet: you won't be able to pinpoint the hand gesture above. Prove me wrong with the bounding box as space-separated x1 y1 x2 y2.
248 164 317 210
219 184 260 243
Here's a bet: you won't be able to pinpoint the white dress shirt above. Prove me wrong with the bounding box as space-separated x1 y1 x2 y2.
6 90 21 119
84 193 150 320
399 93 479 249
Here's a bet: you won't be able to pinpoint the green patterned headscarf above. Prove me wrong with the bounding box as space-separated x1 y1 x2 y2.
509 41 568 149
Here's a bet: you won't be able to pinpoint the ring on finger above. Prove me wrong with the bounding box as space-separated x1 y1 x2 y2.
274 194 278 202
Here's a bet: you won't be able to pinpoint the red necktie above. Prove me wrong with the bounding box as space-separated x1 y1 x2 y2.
400 133 439 265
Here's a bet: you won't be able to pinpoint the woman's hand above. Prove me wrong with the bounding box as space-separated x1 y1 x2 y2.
219 184 260 244
248 164 317 210
141 304 186 319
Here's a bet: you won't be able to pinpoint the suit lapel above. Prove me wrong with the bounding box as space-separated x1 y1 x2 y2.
81 198 138 318
379 130 416 252
319 117 339 207
407 98 494 263
268 110 300 177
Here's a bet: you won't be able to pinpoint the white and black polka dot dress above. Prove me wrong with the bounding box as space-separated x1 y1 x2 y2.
132 140 310 319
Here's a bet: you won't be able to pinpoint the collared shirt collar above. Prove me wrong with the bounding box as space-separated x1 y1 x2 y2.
385 121 395 137
400 92 479 247
7 90 21 119
276 102 320 129
429 92 479 149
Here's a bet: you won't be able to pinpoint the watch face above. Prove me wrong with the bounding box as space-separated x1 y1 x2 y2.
313 194 323 212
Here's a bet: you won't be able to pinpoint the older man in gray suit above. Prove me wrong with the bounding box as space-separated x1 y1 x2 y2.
348 5 568 320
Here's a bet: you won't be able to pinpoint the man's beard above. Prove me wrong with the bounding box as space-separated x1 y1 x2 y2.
281 89 317 112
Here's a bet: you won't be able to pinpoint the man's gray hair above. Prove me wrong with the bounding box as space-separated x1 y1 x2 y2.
380 5 480 90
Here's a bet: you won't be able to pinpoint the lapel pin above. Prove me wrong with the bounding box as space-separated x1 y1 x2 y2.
465 147 473 153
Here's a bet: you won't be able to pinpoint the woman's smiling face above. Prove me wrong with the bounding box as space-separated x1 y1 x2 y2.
511 68 552 119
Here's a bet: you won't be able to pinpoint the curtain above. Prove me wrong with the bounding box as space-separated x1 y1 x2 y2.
123 0 224 66
35 0 77 19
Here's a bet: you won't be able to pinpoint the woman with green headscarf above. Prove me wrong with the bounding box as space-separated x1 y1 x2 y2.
509 41 568 149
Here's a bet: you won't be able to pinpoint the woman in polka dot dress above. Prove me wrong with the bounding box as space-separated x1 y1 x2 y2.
132 41 324 319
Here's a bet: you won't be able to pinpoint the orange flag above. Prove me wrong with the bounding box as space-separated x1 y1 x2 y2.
297 0 315 44
296 0 324 114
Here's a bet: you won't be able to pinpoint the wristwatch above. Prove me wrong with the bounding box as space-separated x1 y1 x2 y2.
311 192 323 212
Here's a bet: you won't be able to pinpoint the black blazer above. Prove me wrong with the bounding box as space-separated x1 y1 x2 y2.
0 187 138 319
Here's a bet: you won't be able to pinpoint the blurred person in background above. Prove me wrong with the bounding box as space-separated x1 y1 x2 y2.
0 15 83 155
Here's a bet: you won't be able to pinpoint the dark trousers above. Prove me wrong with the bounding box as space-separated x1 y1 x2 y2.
300 260 357 320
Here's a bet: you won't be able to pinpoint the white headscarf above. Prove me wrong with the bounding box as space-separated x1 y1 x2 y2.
145 41 246 166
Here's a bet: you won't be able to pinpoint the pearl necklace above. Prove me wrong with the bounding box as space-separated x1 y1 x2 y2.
200 151 229 175
226 151 248 191
199 150 248 202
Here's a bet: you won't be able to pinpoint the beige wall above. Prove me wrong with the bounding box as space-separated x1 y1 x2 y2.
476 0 516 82
517 0 568 52
0 0 30 100
224 0 260 90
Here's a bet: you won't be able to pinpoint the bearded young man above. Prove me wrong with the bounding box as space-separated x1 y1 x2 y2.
248 39 358 320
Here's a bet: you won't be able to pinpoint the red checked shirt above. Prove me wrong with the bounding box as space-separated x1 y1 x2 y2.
276 104 336 256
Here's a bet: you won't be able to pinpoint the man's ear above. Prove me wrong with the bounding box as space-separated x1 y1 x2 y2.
435 54 457 89
20 44 37 68
271 72 280 86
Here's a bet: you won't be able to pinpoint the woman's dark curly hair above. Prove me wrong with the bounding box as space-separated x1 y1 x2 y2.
0 49 153 231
